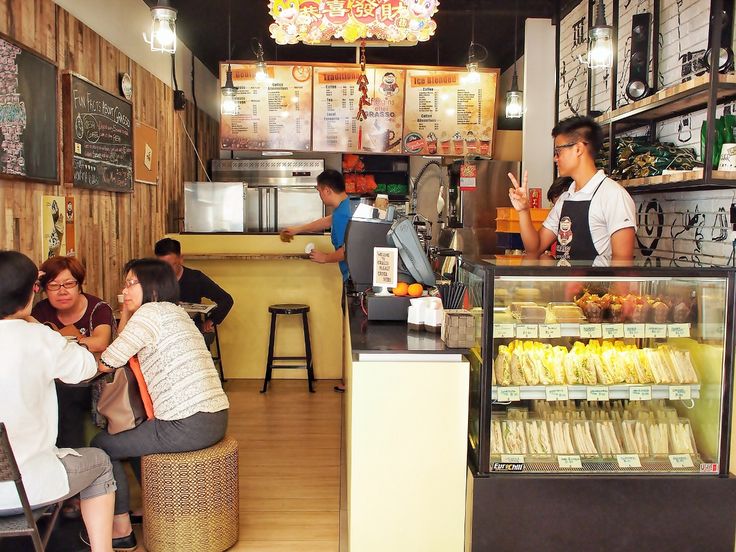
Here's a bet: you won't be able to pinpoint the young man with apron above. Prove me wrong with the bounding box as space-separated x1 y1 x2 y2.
508 116 636 265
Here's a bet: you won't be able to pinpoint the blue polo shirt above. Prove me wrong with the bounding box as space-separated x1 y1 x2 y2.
331 197 351 281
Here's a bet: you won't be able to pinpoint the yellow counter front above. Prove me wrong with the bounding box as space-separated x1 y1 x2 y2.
169 234 344 380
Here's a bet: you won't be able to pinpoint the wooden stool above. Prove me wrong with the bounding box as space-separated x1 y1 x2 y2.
142 436 239 552
261 304 315 393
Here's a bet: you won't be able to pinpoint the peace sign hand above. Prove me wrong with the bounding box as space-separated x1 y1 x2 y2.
508 171 530 212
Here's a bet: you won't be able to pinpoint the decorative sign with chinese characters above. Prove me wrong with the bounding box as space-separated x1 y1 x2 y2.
219 63 312 151
268 0 439 45
312 65 405 153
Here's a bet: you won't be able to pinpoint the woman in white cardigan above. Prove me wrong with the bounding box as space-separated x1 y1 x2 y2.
0 251 115 552
92 258 229 549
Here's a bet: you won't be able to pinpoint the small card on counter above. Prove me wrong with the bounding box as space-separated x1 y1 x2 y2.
629 386 652 401
494 324 515 338
545 385 569 402
539 324 561 339
624 324 646 339
602 324 624 339
515 324 538 339
558 455 582 469
645 324 668 338
586 386 609 401
579 324 602 338
497 387 521 402
616 454 642 468
668 324 691 338
669 454 694 469
669 385 692 400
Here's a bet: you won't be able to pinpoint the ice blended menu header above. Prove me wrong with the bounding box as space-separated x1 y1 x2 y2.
219 62 498 156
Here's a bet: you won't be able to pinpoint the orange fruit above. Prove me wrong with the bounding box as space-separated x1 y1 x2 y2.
393 282 409 296
407 283 424 298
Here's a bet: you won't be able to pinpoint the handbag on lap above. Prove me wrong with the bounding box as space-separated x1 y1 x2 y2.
96 362 148 434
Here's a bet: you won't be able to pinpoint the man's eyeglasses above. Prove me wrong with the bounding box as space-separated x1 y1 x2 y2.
553 142 578 156
123 279 140 289
46 280 78 292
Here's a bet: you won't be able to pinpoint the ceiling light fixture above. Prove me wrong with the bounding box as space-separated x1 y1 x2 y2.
464 11 487 85
252 39 269 83
506 4 523 119
221 0 238 115
143 0 177 54
581 0 614 69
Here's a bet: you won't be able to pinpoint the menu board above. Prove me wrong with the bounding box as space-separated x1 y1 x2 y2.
312 66 405 153
402 69 498 156
220 63 312 151
62 73 133 192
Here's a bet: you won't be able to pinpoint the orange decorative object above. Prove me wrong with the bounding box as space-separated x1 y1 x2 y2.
393 282 409 296
408 283 424 297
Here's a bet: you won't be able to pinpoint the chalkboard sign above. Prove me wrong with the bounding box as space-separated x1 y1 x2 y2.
0 35 58 182
63 73 133 192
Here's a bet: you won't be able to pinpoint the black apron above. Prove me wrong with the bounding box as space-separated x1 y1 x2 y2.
555 178 605 266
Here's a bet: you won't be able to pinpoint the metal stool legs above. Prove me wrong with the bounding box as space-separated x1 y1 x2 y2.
212 325 226 383
303 311 315 393
260 312 277 393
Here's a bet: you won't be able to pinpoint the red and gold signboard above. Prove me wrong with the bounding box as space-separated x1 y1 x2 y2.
312 65 405 153
219 63 313 151
268 0 439 45
402 68 498 156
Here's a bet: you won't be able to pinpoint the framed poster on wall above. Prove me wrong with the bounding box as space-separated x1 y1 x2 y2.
62 72 134 192
134 121 158 185
0 33 58 182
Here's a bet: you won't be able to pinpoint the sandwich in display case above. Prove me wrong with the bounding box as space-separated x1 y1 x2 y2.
458 258 736 551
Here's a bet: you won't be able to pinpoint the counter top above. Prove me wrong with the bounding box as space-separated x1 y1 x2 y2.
186 253 310 260
348 299 468 356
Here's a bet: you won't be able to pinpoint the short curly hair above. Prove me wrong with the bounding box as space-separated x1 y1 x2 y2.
39 256 86 292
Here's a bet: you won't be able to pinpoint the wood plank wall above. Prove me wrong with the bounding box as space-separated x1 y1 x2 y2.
0 0 219 304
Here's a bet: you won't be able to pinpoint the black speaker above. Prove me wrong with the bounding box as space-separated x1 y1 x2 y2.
702 8 734 73
625 12 652 101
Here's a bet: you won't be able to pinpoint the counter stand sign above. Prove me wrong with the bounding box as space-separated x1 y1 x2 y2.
373 247 398 296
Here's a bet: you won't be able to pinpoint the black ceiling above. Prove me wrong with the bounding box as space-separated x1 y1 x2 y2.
146 0 556 77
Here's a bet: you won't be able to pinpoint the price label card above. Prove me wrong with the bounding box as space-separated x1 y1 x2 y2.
616 454 642 468
669 385 692 400
579 324 602 338
669 454 695 469
668 324 691 338
545 385 569 402
645 324 668 338
558 455 582 469
493 324 515 339
501 454 525 464
624 324 646 339
629 386 652 401
539 324 562 339
602 324 624 339
515 324 539 339
497 387 521 402
586 386 610 401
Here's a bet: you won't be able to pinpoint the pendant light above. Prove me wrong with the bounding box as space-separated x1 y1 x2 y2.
144 0 177 54
505 5 523 119
252 39 269 83
221 0 238 116
582 0 613 69
464 12 487 84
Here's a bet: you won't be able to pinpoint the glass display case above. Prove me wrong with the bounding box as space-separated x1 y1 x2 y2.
458 258 735 477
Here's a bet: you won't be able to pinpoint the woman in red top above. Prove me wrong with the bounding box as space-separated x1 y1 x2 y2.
32 256 114 518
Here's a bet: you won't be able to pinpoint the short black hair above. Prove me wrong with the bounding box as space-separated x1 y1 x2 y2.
547 176 574 203
0 251 37 319
124 258 179 305
552 116 604 156
316 169 345 193
154 237 181 257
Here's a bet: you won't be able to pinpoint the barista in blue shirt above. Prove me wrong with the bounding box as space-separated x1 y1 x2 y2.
283 169 350 281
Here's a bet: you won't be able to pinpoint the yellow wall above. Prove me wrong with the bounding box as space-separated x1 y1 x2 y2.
171 234 344 380
494 130 523 161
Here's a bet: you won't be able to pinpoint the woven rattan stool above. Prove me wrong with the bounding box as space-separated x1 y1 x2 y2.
142 436 239 552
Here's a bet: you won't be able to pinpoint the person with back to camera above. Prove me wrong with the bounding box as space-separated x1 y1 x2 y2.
0 251 116 552
508 116 636 266
31 255 115 520
88 258 229 550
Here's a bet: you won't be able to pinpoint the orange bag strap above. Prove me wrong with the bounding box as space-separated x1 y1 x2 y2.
128 356 154 419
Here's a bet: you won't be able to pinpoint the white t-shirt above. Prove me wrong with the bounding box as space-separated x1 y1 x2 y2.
542 170 636 265
0 320 97 510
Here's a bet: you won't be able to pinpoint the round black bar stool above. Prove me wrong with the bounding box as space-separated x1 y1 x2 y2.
260 304 315 393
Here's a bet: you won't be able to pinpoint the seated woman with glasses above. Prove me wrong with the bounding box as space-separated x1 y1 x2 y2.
31 256 115 520
91 259 229 549
0 251 116 552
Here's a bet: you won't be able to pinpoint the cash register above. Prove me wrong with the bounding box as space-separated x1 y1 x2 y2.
345 211 436 321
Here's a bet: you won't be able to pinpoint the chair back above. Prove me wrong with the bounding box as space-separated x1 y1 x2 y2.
0 422 22 483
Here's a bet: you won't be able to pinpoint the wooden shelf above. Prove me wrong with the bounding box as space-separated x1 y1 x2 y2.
596 73 736 132
617 169 736 193
186 253 310 260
